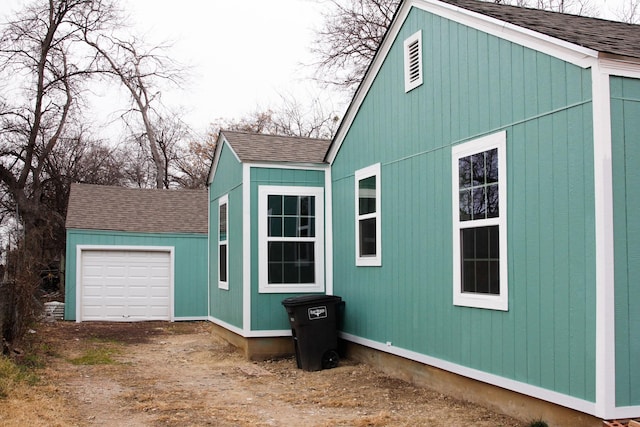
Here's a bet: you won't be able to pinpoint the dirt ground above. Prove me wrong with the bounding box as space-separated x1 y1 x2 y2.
1 321 526 426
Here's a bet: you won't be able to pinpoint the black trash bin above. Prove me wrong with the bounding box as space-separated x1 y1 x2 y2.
281 294 343 372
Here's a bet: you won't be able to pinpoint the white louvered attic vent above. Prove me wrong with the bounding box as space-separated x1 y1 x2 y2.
404 30 423 92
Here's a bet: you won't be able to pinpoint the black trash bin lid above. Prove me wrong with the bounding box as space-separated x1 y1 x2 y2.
281 294 342 307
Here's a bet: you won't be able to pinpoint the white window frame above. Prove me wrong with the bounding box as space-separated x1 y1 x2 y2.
258 185 325 293
451 131 508 311
218 194 229 290
404 30 423 92
355 163 382 266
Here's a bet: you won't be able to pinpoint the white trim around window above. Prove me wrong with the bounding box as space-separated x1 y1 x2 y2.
258 185 325 293
355 163 382 266
451 131 508 311
218 194 229 290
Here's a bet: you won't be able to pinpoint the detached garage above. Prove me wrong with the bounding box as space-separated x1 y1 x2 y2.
65 184 208 322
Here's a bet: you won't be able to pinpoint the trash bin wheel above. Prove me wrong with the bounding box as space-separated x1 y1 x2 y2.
321 349 339 369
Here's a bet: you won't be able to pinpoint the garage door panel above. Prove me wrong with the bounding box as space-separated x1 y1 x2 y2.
80 249 171 321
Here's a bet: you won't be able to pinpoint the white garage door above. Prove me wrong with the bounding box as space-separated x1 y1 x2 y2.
80 250 171 321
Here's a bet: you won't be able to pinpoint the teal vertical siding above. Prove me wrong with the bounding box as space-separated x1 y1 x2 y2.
249 167 326 331
65 229 208 320
209 144 244 328
611 76 640 407
331 8 596 401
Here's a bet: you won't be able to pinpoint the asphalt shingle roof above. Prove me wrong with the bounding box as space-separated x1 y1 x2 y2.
220 130 331 164
66 184 208 234
440 0 640 59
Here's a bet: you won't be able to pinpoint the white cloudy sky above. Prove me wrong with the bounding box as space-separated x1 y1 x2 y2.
119 0 330 132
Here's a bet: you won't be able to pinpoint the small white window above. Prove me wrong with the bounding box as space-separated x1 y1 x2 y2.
258 186 325 293
452 131 508 311
355 163 381 266
404 30 423 92
218 195 229 290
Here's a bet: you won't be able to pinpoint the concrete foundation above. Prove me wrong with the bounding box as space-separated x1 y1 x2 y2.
208 322 293 361
208 323 603 426
343 340 602 427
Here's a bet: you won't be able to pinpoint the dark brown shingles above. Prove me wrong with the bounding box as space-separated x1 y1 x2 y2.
220 130 331 164
440 0 640 59
65 184 208 234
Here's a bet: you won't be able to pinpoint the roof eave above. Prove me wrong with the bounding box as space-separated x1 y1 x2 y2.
326 0 606 164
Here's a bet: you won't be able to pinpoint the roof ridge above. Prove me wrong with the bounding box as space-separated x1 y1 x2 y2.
221 129 330 142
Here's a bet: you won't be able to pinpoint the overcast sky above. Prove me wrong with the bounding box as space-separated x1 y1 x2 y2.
120 0 329 132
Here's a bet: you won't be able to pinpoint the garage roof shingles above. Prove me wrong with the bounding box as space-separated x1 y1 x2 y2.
66 184 208 234
221 130 331 164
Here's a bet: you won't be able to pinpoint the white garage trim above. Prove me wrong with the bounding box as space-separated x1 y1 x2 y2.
76 245 175 322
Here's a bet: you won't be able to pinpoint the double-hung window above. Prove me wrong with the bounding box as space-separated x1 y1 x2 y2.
258 186 324 293
218 194 229 290
355 163 381 266
452 131 508 310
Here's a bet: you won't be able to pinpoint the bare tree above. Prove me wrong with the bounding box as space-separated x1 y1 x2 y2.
0 0 117 236
615 0 640 23
214 93 340 140
312 0 399 91
84 34 185 189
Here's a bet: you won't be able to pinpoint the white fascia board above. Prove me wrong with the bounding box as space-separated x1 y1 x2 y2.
326 0 599 165
340 331 598 416
246 161 330 172
599 57 640 79
416 0 598 67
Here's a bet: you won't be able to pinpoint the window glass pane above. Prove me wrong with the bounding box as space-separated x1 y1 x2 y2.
300 196 311 216
268 242 283 262
472 187 486 220
459 157 471 189
358 176 376 215
461 226 499 295
268 263 283 284
284 196 298 215
486 148 498 183
487 184 499 218
490 261 500 294
219 244 227 282
475 227 489 258
359 218 377 256
268 217 282 237
462 260 476 293
475 261 490 293
489 224 500 258
268 195 282 215
283 217 298 237
459 189 472 221
471 152 485 186
268 242 315 284
219 203 227 240
462 228 475 258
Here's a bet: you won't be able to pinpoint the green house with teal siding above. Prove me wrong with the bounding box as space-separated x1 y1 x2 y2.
206 0 640 424
320 0 640 423
206 131 332 358
65 184 208 322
